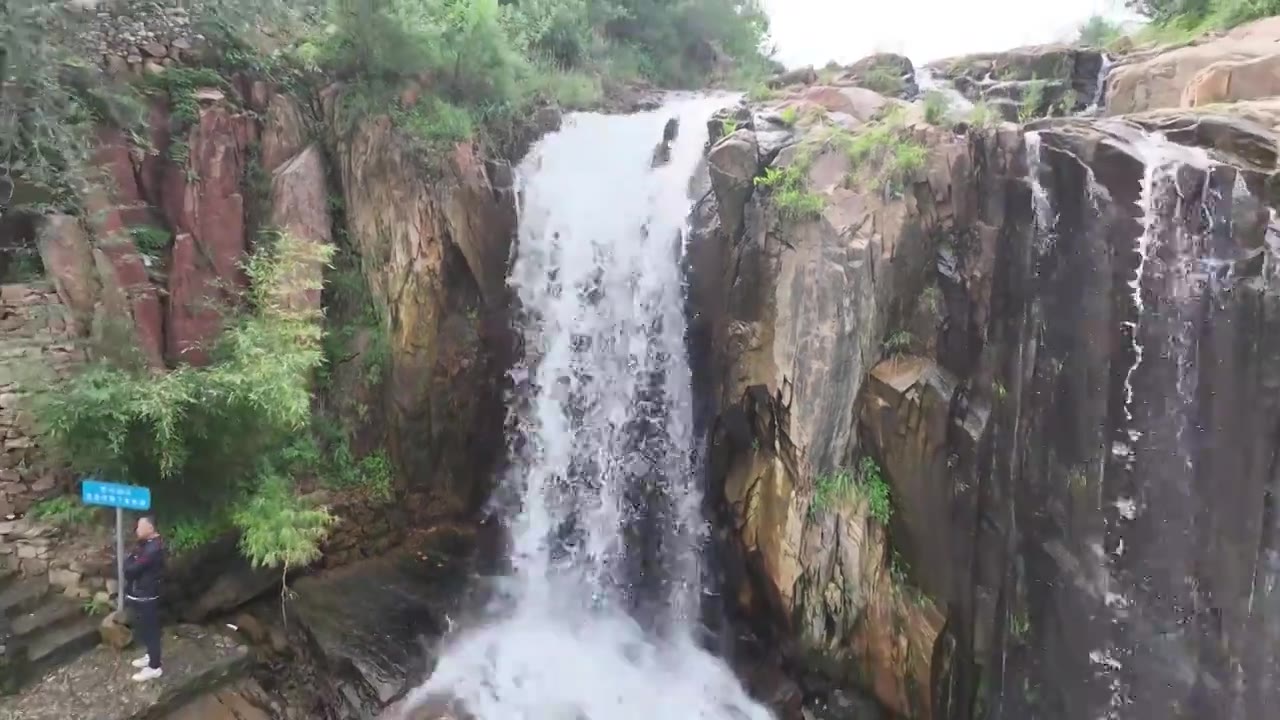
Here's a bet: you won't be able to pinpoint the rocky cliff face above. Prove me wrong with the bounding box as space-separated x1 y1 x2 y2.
694 23 1280 719
322 89 530 516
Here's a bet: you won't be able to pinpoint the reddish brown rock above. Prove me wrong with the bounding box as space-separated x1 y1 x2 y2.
160 102 257 365
166 233 224 366
92 126 150 227
91 240 165 369
36 215 100 335
260 93 308 173
138 100 174 205
269 145 332 312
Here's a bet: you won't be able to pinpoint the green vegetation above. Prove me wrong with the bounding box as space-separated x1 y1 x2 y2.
4 0 772 203
810 456 892 524
1019 79 1047 123
837 108 929 198
860 66 905 96
82 595 112 617
967 101 999 128
882 330 915 357
1010 611 1031 642
755 160 825 220
1128 0 1280 40
921 285 942 315
922 91 951 125
129 225 173 257
1077 14 1125 46
29 495 96 529
33 235 338 568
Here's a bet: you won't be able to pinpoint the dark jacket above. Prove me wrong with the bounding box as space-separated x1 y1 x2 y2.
124 536 166 600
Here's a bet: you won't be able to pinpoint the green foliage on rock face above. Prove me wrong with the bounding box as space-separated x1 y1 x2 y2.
33 235 337 568
0 1 146 209
922 91 950 125
755 161 825 220
30 495 96 529
838 108 929 198
810 456 893 524
1128 0 1280 37
1019 79 1048 123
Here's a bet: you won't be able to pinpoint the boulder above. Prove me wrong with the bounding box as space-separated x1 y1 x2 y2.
99 609 133 649
768 66 819 89
707 130 760 241
36 215 100 334
1182 53 1280 107
1106 16 1280 114
795 86 890 122
839 53 917 98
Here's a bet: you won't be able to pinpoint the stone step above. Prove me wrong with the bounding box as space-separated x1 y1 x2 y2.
25 615 101 672
10 597 82 641
0 579 48 620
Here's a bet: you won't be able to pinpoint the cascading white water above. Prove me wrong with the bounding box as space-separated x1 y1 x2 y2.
1024 131 1056 247
1082 54 1113 116
915 66 974 118
399 95 775 720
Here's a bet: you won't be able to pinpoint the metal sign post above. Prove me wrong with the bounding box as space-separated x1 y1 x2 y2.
81 479 152 612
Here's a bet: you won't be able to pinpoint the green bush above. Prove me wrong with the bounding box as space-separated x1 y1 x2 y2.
34 235 336 567
922 91 950 125
30 495 96 528
755 162 825 220
1019 79 1047 123
1128 0 1280 36
1077 14 1125 46
809 457 892 524
840 109 929 198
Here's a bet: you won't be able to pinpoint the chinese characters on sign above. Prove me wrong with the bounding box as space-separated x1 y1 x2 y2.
81 479 151 511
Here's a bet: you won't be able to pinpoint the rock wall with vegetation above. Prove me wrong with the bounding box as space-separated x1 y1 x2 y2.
694 14 1280 720
0 284 83 519
0 0 775 629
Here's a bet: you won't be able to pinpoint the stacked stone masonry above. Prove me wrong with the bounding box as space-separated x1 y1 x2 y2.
0 283 83 520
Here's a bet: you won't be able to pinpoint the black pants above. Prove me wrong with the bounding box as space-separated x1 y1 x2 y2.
129 598 162 669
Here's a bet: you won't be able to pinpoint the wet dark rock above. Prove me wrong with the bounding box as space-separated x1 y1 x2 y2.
693 80 1280 719
286 541 473 714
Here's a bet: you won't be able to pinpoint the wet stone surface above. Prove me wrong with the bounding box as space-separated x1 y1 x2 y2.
0 625 249 720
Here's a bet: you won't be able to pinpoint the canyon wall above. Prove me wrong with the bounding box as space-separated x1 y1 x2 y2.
695 28 1280 719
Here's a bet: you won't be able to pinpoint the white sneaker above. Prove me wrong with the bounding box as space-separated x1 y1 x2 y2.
130 654 150 669
131 666 163 682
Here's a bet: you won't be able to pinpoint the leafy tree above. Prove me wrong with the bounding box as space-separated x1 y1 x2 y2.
1078 15 1125 46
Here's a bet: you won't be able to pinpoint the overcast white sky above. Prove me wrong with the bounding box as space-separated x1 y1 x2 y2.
760 0 1143 67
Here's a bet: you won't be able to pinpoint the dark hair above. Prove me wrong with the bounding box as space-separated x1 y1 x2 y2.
138 514 157 528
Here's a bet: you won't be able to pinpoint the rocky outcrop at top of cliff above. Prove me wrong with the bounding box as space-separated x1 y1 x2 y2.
692 19 1280 720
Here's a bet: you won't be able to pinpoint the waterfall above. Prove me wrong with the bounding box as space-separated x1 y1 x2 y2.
399 95 775 720
1025 131 1057 249
916 66 974 119
1082 54 1113 116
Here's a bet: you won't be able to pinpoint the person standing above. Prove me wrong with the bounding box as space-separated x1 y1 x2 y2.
124 514 166 682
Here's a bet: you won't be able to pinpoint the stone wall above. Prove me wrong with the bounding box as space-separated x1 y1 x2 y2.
76 0 204 76
0 282 83 519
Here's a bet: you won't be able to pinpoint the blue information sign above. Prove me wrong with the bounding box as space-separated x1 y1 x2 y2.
81 479 151 511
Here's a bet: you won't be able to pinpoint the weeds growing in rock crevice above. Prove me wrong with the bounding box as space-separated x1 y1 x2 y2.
834 108 929 199
810 456 893 524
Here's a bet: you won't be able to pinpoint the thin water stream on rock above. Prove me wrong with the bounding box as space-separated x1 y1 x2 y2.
400 96 774 720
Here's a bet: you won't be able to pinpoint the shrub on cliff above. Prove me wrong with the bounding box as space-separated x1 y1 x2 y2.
1127 0 1280 35
34 235 338 567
